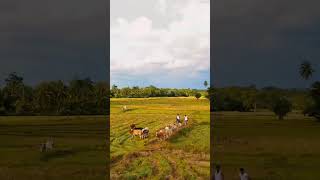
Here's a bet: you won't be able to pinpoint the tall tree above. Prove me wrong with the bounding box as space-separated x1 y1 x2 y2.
300 61 315 80
299 61 320 120
204 81 208 88
2 72 25 113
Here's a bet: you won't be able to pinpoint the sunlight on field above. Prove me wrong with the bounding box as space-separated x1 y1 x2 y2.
110 97 210 179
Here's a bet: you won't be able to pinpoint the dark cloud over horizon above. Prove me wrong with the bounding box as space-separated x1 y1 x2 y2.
0 0 107 86
1 1 320 88
212 0 320 88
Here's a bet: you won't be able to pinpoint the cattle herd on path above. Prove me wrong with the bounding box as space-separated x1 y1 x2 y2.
126 106 189 141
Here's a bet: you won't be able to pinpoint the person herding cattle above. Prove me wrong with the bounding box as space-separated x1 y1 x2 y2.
184 115 188 125
239 168 250 180
176 114 180 124
214 165 224 180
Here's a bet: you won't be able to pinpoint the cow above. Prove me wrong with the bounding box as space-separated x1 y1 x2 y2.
169 124 177 132
40 138 54 152
129 124 143 138
165 126 173 137
156 129 167 141
122 105 128 112
130 124 148 139
141 127 149 139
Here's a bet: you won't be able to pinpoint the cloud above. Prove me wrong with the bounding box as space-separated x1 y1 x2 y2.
0 0 107 85
156 0 167 15
212 0 320 88
111 0 210 87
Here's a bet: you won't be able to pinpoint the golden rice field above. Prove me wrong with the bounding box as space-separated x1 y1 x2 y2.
110 97 210 179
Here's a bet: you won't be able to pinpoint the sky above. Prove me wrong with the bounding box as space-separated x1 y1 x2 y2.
111 0 210 88
0 0 107 86
212 0 320 88
1 0 320 89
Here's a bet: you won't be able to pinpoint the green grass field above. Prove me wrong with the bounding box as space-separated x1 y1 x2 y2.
110 97 210 179
213 111 320 180
0 116 107 180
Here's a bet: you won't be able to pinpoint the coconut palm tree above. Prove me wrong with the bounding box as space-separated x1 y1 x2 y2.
204 80 208 88
300 61 315 80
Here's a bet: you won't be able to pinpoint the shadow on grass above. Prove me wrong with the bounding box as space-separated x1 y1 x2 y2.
122 108 138 113
169 126 194 143
40 149 76 162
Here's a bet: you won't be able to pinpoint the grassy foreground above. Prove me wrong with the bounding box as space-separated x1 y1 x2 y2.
110 97 210 179
213 111 320 180
0 116 107 180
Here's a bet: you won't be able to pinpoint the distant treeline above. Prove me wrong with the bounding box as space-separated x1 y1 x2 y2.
0 73 109 116
209 86 309 112
110 85 206 98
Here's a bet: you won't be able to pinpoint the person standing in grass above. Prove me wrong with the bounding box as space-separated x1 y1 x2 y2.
214 165 224 180
239 168 250 180
176 114 180 124
184 115 188 125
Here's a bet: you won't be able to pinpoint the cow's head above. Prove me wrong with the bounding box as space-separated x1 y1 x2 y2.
130 124 136 130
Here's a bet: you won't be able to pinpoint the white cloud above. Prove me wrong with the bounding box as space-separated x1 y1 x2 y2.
111 0 210 87
156 0 168 15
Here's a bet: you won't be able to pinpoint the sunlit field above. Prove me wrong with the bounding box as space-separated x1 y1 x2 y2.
213 111 320 180
110 97 210 179
0 116 107 180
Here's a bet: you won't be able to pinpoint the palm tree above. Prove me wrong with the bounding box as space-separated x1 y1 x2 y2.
204 81 208 88
300 61 315 80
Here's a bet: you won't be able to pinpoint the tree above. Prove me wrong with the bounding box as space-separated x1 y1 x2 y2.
204 81 208 88
0 89 5 115
95 82 109 114
207 87 215 112
195 92 201 99
271 97 292 120
66 78 96 115
299 61 320 121
300 61 315 80
2 72 25 113
305 81 320 120
33 81 67 114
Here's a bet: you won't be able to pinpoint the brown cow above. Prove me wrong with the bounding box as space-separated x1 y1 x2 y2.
130 124 144 139
156 129 167 141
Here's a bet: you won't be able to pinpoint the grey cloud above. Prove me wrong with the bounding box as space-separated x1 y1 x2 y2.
0 0 107 85
213 0 320 88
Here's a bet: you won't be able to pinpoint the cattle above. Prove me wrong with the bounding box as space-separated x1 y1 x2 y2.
169 124 177 132
165 126 173 137
156 129 167 141
45 139 54 150
141 127 149 139
130 124 149 139
40 138 54 152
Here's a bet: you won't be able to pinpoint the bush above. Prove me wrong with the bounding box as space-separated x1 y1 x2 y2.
195 93 201 99
271 97 292 120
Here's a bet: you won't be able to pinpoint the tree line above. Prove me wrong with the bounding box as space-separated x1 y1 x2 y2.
208 86 306 119
0 73 109 115
208 61 320 121
110 85 205 98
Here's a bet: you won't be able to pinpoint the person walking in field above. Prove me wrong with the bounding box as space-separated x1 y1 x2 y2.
214 165 224 180
184 115 188 125
239 168 250 180
176 114 180 124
